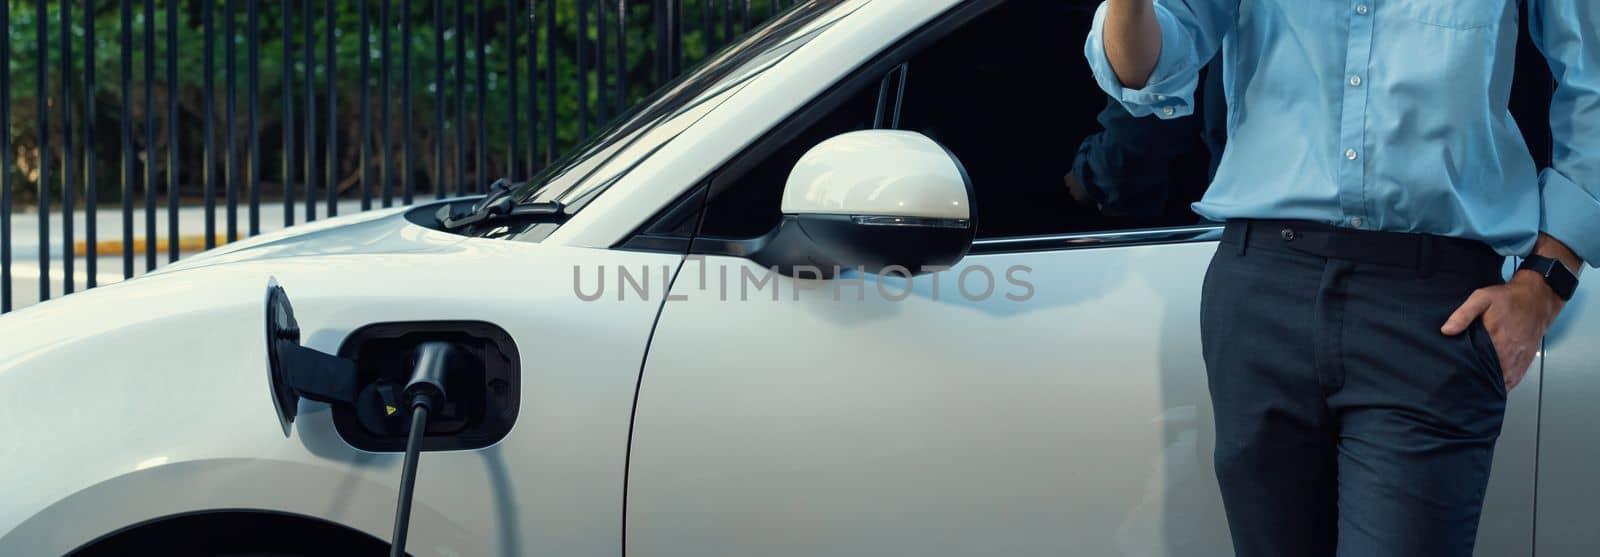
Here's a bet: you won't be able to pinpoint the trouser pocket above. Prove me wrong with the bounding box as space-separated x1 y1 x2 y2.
1466 319 1508 397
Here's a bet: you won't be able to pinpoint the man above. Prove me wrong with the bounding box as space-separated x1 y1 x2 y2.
1087 1 1596 556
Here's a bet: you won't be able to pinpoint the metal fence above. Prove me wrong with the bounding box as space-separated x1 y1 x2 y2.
0 0 797 314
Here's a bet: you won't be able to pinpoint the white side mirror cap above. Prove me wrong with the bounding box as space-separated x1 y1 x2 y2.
781 130 971 222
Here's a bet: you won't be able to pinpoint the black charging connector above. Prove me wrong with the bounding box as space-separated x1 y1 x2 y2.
390 341 461 557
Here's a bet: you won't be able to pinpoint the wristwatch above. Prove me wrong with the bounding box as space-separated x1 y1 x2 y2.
1519 255 1580 301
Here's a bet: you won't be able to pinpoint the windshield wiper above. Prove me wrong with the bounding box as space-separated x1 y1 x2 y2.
437 179 563 230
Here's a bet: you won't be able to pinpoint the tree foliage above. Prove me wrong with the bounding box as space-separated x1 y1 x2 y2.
4 0 781 205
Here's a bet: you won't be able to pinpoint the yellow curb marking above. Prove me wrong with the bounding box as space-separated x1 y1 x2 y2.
72 234 231 257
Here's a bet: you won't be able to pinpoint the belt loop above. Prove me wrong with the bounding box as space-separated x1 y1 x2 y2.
1417 235 1439 278
1237 221 1251 256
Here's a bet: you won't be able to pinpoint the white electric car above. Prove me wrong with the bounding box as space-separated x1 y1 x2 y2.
3 0 1595 555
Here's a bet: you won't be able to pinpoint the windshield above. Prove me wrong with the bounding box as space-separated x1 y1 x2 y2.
513 0 861 210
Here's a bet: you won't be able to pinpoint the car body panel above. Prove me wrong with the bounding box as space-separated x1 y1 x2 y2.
0 214 681 554
629 242 1540 556
2 459 491 555
153 204 451 274
1532 278 1600 554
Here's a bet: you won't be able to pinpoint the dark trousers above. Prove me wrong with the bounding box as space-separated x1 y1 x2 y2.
1201 220 1509 557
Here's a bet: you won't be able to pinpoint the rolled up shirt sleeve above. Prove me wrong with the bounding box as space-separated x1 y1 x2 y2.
1084 1 1235 120
1532 0 1600 268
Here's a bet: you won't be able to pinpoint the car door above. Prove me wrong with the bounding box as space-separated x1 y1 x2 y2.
625 1 1539 555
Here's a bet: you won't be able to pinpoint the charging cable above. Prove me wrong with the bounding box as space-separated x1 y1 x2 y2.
390 342 457 557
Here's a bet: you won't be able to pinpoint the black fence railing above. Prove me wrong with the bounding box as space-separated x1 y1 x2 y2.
0 0 800 314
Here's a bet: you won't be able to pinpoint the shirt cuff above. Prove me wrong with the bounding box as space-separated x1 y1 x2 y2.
1539 168 1600 269
1084 3 1200 120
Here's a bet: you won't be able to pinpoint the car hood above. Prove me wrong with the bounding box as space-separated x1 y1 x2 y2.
154 200 472 276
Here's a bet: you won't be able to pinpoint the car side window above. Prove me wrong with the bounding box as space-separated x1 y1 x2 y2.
895 1 1222 238
697 0 1222 241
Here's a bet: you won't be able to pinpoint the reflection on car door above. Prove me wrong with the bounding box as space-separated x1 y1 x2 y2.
628 239 1234 555
626 238 1538 556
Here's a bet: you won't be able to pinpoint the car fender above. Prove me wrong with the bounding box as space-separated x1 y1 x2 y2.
1 458 488 555
0 238 680 555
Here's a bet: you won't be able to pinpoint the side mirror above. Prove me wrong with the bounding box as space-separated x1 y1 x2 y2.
748 130 975 277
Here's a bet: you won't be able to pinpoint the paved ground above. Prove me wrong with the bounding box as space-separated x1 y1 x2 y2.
3 200 393 311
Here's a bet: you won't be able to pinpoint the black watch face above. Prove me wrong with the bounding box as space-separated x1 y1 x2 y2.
1551 263 1580 300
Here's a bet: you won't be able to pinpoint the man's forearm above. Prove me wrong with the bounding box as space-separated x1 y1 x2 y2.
1103 0 1164 89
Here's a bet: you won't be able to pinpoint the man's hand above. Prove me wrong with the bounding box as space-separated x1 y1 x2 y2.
1064 170 1103 212
1441 234 1583 391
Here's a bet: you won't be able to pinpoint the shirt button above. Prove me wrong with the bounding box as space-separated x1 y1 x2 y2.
1162 106 1176 116
1345 149 1360 161
1350 217 1365 228
1355 4 1369 15
1348 75 1362 87
1155 95 1167 101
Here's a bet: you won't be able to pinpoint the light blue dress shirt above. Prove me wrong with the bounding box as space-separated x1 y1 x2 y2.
1085 0 1600 267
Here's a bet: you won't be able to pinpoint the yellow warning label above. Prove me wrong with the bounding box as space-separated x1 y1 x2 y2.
385 405 397 416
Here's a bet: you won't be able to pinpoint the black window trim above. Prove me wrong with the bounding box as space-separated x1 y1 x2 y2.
969 224 1223 255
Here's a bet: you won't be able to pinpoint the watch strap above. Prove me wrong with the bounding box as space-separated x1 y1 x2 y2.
1520 255 1579 301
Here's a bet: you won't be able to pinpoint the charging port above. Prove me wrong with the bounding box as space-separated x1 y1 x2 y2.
333 321 520 452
